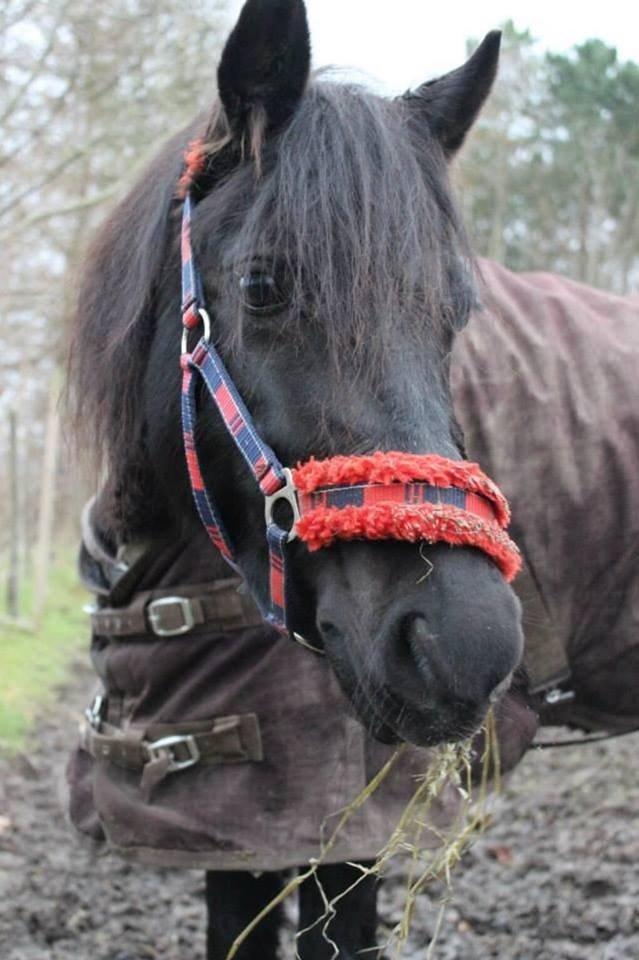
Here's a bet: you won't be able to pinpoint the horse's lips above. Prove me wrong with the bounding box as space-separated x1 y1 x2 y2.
367 686 486 748
327 648 473 748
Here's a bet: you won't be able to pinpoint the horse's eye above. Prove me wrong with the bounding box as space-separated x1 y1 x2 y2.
239 271 286 315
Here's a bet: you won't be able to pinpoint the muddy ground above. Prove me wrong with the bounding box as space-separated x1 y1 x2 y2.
0 659 637 960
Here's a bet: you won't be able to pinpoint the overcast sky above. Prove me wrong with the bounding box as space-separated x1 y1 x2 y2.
226 0 639 93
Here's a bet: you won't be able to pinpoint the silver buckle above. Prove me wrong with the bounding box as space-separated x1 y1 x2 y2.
147 596 196 636
146 734 200 773
264 468 300 542
85 694 106 731
545 686 576 705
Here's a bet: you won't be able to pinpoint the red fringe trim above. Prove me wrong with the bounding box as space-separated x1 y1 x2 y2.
292 452 510 527
296 502 522 582
177 138 207 198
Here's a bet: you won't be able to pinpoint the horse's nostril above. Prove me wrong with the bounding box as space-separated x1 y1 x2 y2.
396 614 441 682
389 609 516 719
318 620 345 647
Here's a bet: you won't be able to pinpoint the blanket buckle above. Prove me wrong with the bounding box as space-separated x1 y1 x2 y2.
146 733 200 772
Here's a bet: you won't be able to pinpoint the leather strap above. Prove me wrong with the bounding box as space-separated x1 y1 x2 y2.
91 578 263 638
538 699 639 735
81 713 263 771
515 562 571 694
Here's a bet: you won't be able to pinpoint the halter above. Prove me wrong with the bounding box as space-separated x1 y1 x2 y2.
179 188 521 638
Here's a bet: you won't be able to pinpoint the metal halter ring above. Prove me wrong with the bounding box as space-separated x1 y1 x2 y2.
264 468 301 542
292 632 325 656
181 308 211 355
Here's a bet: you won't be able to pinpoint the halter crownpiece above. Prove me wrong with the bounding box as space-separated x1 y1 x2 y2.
178 159 521 637
177 138 208 198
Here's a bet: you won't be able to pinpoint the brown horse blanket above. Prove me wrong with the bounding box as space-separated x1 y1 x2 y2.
454 260 639 727
67 261 638 870
68 521 468 870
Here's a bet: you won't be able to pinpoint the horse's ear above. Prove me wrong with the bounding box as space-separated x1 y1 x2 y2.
405 31 501 156
217 0 311 138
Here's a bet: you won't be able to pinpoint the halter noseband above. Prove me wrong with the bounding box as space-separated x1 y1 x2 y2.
179 184 521 637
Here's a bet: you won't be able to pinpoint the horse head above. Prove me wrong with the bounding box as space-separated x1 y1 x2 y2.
71 0 523 748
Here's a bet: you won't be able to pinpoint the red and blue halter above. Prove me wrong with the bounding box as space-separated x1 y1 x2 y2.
179 184 521 637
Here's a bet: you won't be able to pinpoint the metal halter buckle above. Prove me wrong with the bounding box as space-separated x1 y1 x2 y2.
147 596 196 636
181 307 211 355
264 468 301 542
146 734 200 773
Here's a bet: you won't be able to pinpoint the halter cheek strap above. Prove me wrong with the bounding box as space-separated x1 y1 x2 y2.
181 335 292 629
179 187 521 637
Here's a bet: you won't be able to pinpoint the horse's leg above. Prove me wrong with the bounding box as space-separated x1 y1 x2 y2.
205 869 283 960
296 860 379 959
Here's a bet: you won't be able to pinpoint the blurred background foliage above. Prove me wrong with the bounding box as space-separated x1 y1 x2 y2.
0 2 637 743
1 0 227 743
457 20 639 288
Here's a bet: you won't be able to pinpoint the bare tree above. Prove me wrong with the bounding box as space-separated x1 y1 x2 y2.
0 0 228 591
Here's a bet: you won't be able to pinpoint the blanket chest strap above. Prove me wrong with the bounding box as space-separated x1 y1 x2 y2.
80 712 263 797
91 578 263 638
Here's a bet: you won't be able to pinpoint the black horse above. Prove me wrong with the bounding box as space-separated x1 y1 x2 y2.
68 1 524 956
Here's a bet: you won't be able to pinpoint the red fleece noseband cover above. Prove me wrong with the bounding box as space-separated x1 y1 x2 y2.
291 452 521 582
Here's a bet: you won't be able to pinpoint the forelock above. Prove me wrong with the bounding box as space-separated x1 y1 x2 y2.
228 79 476 370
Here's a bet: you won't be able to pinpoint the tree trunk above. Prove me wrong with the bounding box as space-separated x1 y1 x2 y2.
576 174 591 284
32 373 61 627
488 137 508 264
6 409 20 617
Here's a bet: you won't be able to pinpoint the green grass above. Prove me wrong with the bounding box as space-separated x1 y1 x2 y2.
0 550 89 752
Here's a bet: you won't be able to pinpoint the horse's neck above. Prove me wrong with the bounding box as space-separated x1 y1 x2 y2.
96 455 172 548
89 477 230 598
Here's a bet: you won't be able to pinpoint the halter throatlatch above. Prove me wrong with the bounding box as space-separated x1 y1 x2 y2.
179 174 521 638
